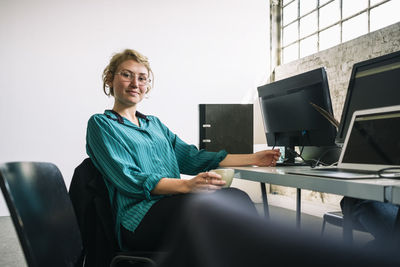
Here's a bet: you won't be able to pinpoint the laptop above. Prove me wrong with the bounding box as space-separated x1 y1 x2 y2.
288 105 400 179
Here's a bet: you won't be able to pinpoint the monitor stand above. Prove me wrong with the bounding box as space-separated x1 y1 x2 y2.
276 146 306 166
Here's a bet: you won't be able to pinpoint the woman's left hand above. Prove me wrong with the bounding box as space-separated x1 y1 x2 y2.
253 149 281 167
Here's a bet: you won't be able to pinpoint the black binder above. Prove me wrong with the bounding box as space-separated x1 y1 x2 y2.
199 104 253 154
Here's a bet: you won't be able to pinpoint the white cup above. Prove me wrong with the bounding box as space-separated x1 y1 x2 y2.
210 168 235 188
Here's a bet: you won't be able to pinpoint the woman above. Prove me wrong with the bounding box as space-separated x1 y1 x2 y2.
86 49 280 251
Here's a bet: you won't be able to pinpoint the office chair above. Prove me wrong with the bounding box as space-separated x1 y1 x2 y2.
321 211 368 242
0 161 158 267
0 161 83 267
69 158 160 267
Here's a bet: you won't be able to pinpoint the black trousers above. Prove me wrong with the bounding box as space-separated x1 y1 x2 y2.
121 187 257 252
155 190 400 267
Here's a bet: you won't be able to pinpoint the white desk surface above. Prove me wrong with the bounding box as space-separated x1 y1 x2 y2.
233 166 400 203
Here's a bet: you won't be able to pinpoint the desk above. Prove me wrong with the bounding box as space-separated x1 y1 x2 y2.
233 166 400 242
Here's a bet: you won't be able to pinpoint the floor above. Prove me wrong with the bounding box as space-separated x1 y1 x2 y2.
0 202 373 267
0 216 27 267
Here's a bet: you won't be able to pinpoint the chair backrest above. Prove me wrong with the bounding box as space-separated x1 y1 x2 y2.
69 158 118 267
0 162 83 267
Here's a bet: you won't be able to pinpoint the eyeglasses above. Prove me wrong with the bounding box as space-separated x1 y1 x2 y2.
378 167 400 178
116 70 151 86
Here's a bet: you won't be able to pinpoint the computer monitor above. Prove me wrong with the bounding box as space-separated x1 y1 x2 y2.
257 67 337 163
336 50 400 144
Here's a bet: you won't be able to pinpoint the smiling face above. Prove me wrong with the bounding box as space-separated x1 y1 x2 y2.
110 60 149 108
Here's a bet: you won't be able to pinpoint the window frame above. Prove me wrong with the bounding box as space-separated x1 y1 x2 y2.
280 0 393 64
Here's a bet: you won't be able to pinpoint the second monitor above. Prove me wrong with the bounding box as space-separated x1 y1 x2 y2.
257 67 337 164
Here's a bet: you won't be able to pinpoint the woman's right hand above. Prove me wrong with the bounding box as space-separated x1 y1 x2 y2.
151 172 226 195
186 172 226 193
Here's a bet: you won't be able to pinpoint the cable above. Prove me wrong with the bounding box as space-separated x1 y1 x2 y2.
311 146 342 168
284 147 315 167
378 167 400 178
299 145 305 156
286 146 340 168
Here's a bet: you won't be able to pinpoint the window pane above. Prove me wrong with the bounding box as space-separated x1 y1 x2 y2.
300 34 317 58
300 0 316 16
319 0 332 6
283 0 298 26
342 0 368 19
319 25 340 51
342 12 368 42
283 0 294 6
370 1 400 32
283 23 298 46
283 43 298 64
300 11 317 38
370 0 385 5
319 0 340 29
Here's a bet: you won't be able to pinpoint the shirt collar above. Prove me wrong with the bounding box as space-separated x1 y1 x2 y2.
104 110 149 124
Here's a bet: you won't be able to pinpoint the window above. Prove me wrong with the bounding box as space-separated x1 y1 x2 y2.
280 0 399 64
342 12 368 42
300 34 317 58
370 0 400 31
319 24 340 51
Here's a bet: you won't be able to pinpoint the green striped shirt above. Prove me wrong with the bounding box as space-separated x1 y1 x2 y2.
86 110 227 247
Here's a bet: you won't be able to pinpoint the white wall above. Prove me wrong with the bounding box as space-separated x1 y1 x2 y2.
0 0 270 215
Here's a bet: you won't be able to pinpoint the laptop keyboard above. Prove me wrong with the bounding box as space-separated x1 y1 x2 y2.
313 168 377 174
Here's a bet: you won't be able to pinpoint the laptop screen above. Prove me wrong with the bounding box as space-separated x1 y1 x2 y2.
341 110 400 167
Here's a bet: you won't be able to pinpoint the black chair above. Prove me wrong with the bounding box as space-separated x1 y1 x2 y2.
0 161 83 267
0 161 158 267
69 158 160 267
321 211 368 242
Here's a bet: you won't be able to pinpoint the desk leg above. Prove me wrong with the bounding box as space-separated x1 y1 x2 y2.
296 188 301 229
393 206 400 248
260 182 269 218
342 200 353 244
